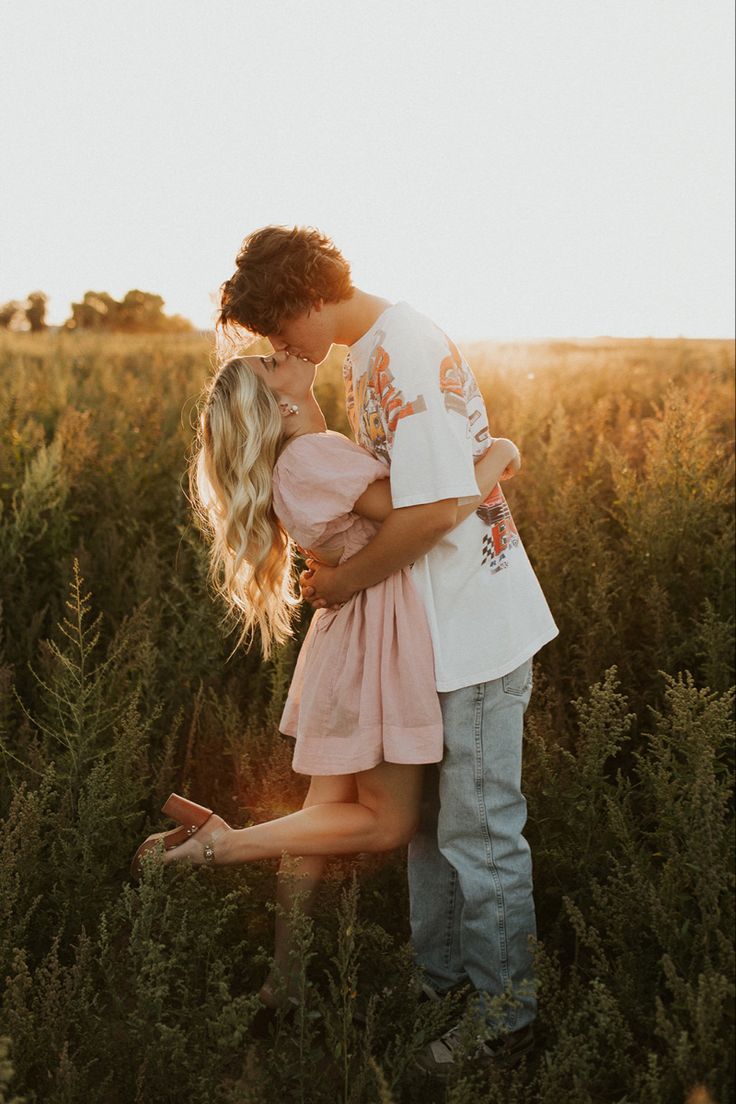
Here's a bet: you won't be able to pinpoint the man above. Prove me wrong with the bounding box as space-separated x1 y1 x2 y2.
219 225 558 1076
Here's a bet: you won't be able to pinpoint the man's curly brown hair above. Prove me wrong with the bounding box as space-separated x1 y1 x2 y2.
218 225 354 337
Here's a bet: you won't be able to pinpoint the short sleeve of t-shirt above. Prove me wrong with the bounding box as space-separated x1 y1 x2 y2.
272 432 389 548
382 318 482 510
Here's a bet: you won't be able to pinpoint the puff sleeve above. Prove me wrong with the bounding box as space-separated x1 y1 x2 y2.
272 432 389 549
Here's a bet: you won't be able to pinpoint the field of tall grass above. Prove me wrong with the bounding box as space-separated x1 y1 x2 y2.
0 330 733 1104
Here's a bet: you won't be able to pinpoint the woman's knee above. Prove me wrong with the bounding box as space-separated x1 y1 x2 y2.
357 816 414 852
379 814 421 850
356 762 423 849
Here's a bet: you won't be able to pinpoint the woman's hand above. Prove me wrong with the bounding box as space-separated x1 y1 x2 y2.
473 438 521 499
499 443 521 481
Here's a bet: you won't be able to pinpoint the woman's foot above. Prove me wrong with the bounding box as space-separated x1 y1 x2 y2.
131 794 233 877
160 812 232 866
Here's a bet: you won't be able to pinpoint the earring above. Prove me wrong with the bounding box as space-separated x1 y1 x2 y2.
279 401 299 416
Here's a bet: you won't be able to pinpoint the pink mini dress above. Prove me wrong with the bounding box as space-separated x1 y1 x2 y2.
272 430 444 776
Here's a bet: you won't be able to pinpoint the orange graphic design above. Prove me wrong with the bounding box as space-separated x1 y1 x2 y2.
439 338 491 452
344 341 426 462
439 339 468 416
476 483 520 574
369 345 427 433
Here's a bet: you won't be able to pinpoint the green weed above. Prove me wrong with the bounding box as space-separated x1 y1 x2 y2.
0 331 733 1102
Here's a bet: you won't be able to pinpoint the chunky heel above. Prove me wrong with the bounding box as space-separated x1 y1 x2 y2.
130 793 215 880
161 793 213 828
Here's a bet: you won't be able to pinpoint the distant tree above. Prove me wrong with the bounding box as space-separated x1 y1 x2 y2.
65 291 118 331
116 289 166 332
0 300 26 330
64 289 193 333
25 291 47 332
163 312 196 333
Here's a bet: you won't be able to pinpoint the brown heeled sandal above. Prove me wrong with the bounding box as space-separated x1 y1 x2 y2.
130 793 214 879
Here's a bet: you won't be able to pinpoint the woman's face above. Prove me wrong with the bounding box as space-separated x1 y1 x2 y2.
245 351 316 400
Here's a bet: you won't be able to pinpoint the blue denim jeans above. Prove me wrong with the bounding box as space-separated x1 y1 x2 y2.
407 657 536 1030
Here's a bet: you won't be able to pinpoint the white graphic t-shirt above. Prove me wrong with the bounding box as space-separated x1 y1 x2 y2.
345 301 559 692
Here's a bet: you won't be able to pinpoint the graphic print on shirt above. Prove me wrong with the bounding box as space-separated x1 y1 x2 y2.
477 483 520 574
343 337 427 463
439 337 492 455
436 336 520 572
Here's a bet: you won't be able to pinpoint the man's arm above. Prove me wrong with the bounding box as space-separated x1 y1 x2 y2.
304 438 522 607
302 499 457 608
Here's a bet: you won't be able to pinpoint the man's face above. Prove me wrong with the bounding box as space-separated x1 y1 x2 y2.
268 303 334 366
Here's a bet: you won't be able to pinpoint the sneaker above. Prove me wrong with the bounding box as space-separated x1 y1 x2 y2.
414 1020 534 1079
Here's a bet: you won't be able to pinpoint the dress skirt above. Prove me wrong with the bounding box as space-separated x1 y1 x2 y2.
280 565 443 776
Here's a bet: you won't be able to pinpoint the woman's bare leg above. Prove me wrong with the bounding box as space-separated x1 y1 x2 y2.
207 760 425 863
162 761 425 863
161 762 425 1006
260 774 358 1009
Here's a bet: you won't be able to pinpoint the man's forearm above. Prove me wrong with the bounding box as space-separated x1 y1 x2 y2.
334 499 456 595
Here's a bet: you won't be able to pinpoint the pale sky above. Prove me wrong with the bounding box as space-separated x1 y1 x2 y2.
1 0 734 339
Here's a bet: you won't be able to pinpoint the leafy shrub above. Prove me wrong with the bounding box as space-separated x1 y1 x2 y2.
0 331 733 1102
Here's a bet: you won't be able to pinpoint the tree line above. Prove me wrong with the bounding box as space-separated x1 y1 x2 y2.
0 289 193 333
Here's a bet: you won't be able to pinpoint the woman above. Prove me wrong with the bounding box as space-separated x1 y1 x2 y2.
131 349 521 1018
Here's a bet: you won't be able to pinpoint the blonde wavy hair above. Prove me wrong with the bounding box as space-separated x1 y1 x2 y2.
189 356 299 658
